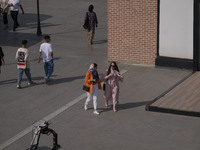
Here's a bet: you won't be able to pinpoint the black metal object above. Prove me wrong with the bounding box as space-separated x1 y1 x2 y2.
29 122 60 150
37 0 42 36
194 0 200 71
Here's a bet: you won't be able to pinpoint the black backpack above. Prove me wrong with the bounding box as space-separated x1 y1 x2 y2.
83 12 89 29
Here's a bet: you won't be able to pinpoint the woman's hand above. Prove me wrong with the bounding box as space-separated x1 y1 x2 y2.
90 79 96 82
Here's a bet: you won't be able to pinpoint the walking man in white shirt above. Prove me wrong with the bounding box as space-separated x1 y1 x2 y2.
4 0 24 31
38 35 54 84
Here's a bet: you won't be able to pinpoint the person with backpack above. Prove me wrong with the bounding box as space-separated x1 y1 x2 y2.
84 4 98 45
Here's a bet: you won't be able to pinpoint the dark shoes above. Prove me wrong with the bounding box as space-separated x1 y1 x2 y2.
51 144 61 150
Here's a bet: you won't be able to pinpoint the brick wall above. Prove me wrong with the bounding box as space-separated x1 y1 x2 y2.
107 0 158 65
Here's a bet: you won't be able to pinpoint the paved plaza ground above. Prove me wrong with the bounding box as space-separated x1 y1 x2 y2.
0 0 200 150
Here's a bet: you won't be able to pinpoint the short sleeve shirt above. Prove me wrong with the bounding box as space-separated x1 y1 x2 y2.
8 0 20 11
39 43 53 62
16 47 30 69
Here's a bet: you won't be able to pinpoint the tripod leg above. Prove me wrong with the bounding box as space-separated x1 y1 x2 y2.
48 128 60 150
30 127 41 150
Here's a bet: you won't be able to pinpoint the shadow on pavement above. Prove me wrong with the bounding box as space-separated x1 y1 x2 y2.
0 13 60 48
47 75 86 85
99 101 151 113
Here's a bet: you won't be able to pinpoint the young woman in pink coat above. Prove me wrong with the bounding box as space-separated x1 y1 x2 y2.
101 62 124 112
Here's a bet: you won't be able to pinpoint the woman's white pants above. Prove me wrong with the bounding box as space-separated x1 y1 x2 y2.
85 84 98 109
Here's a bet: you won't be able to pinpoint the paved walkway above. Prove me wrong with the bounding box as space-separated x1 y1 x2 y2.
0 0 200 150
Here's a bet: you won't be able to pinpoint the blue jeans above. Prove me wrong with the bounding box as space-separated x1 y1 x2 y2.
18 68 32 85
44 59 54 79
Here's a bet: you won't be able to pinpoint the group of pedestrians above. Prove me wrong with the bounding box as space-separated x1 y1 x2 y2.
83 62 124 115
0 0 24 31
1 4 123 115
15 35 54 88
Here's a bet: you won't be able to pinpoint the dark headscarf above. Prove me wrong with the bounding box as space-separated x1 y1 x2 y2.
88 5 94 12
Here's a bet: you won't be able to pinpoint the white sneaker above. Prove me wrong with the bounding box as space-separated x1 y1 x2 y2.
28 81 36 86
93 110 100 115
17 85 21 89
84 105 88 110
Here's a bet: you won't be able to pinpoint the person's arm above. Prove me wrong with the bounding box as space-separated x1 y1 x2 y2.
15 50 18 60
0 48 5 65
104 73 113 80
24 50 29 69
1 58 5 65
38 52 42 63
20 4 24 14
116 71 124 82
95 13 98 27
50 52 53 59
85 72 95 84
3 3 12 13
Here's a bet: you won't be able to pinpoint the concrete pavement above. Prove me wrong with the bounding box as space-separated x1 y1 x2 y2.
0 0 200 150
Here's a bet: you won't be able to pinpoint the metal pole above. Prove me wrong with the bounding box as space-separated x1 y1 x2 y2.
37 0 42 36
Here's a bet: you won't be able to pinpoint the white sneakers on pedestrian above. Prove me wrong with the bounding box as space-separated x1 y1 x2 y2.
17 85 21 89
93 110 100 115
84 105 88 110
28 81 36 86
84 105 100 115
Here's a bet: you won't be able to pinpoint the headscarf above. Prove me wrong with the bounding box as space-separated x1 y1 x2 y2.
88 64 94 72
88 63 99 84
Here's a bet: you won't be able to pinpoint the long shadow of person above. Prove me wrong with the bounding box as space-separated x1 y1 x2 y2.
47 75 86 85
98 101 151 113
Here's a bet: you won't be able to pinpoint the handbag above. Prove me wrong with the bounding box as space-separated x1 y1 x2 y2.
83 12 89 29
103 83 106 91
83 85 90 92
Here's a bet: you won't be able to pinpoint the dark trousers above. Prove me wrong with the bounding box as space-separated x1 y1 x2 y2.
10 10 19 29
2 12 8 24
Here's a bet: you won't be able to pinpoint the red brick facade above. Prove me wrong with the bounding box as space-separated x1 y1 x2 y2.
107 0 158 65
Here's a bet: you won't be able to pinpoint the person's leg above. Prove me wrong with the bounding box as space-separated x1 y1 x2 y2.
17 69 23 87
88 30 92 45
44 62 48 77
10 11 14 21
92 84 99 114
14 11 19 28
3 12 8 29
91 30 94 44
25 68 33 84
46 60 54 79
11 11 18 31
85 92 92 110
112 87 119 112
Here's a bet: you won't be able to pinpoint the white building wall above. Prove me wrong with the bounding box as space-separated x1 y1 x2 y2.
159 0 193 59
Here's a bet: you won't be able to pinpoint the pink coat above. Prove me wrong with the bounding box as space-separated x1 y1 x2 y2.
101 70 123 104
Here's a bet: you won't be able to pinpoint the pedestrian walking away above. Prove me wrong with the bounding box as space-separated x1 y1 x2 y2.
0 46 5 74
101 62 124 112
38 35 54 84
84 4 98 45
83 63 102 115
16 40 35 89
4 0 24 31
0 0 9 29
